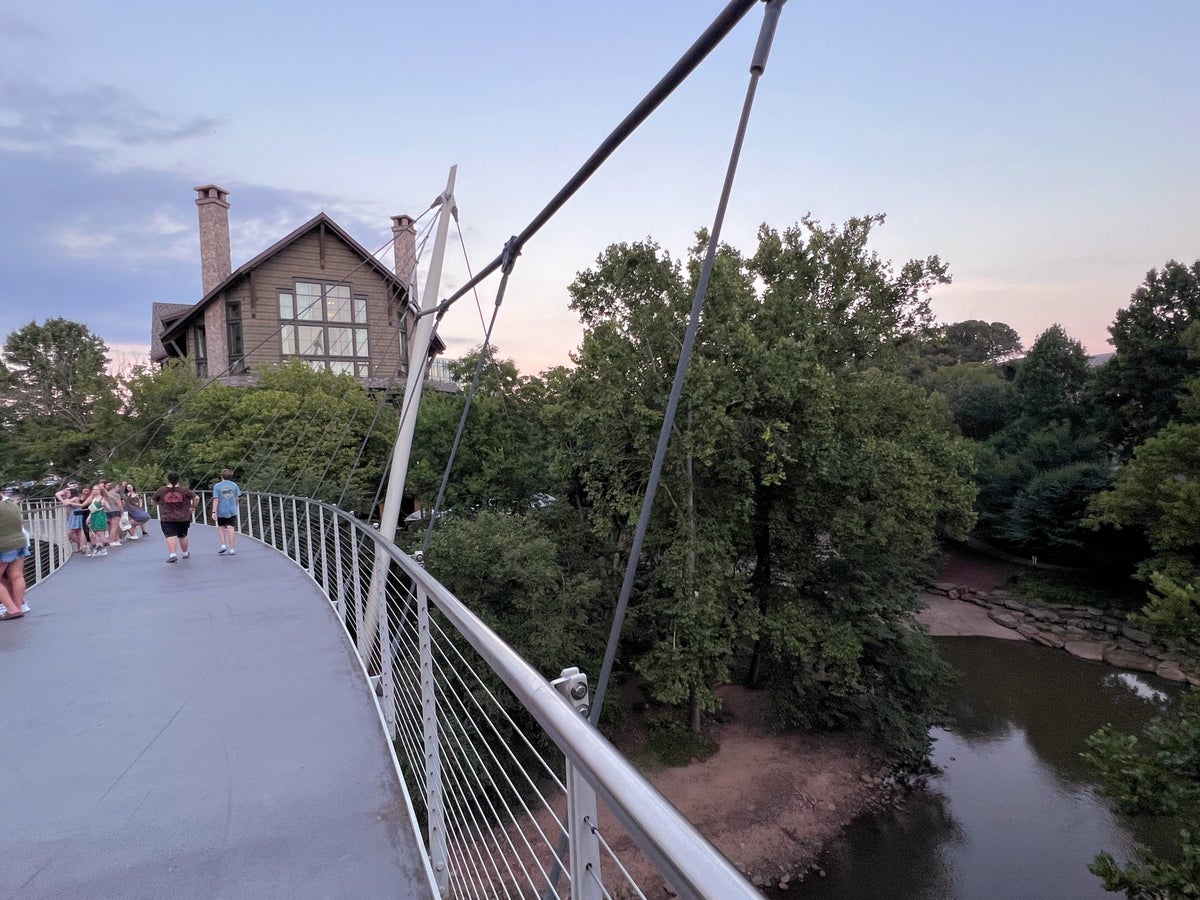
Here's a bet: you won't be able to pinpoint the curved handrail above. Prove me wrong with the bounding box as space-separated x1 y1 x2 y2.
242 492 758 900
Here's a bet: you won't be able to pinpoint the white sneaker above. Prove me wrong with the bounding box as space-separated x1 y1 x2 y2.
20 603 29 613
228 549 236 556
111 541 121 547
166 554 177 563
182 551 190 559
218 546 227 555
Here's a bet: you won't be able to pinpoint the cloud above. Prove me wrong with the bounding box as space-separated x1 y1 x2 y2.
0 73 220 159
0 13 48 45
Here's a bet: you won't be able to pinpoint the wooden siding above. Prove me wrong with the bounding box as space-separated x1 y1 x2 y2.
205 229 409 384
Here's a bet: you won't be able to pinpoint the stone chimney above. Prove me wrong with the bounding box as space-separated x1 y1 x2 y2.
194 185 232 296
391 214 417 303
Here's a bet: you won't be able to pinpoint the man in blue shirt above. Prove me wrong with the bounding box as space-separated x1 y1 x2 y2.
211 469 242 556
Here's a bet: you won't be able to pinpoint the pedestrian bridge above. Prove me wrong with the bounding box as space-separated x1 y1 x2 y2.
1 496 757 900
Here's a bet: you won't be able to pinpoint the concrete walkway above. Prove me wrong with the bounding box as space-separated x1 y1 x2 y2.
0 526 434 899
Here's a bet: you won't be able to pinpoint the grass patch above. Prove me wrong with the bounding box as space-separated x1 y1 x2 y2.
1004 567 1146 613
642 713 718 767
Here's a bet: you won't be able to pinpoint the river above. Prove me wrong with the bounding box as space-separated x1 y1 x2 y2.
794 636 1180 899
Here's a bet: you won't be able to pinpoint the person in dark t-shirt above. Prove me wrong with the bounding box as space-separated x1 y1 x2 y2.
152 472 199 563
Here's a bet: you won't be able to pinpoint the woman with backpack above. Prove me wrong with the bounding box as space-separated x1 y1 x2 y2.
152 472 199 563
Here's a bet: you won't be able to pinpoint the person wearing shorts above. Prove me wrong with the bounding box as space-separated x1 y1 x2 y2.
0 496 30 618
152 472 199 563
210 469 242 556
56 481 87 552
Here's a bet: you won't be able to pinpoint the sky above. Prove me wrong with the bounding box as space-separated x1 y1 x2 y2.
1 0 1197 376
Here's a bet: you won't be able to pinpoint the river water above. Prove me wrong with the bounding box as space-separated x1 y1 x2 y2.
795 636 1180 900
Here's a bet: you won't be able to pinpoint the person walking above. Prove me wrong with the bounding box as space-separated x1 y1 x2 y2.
0 495 30 619
210 469 242 556
153 472 199 563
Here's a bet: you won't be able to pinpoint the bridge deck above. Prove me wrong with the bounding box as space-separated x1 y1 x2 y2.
0 526 435 899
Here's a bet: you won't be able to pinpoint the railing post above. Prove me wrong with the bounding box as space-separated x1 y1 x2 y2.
352 526 364 643
417 578 449 897
276 496 287 553
291 497 301 562
303 501 315 577
553 667 603 900
378 556 397 741
317 506 330 598
332 513 345 618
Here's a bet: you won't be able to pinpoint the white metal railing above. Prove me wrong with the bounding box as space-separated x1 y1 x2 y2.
237 492 758 900
19 503 73 589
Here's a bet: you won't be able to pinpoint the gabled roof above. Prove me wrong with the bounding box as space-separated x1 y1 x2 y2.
151 302 194 362
160 212 420 348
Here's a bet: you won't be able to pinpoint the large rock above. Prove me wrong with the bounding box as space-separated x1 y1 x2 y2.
1119 623 1153 644
988 610 1020 630
1031 632 1065 649
1063 641 1108 662
1155 661 1190 683
1102 647 1161 673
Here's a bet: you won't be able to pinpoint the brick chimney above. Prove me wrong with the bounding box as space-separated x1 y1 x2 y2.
194 185 231 296
391 214 417 303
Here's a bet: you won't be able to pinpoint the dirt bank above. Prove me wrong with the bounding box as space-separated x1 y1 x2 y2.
614 546 1025 892
612 684 881 892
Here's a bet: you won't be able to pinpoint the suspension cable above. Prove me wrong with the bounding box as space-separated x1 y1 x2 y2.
590 0 787 725
421 266 514 556
419 0 762 325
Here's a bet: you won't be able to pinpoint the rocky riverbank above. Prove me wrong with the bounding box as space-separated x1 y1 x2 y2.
923 581 1200 685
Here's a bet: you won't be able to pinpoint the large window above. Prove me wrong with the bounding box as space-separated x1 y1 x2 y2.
279 281 371 376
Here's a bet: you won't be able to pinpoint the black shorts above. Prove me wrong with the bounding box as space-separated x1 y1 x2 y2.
216 516 238 527
160 520 191 538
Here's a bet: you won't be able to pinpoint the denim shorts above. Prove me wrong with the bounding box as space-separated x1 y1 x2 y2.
0 546 30 564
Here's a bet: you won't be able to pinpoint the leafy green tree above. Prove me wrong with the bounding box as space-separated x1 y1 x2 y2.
1086 422 1200 584
1095 260 1200 454
421 511 603 677
1012 323 1093 428
943 320 1023 363
973 326 1108 560
921 362 1016 441
1084 688 1200 898
557 219 977 762
557 238 750 732
408 348 551 517
1 317 118 479
125 360 399 509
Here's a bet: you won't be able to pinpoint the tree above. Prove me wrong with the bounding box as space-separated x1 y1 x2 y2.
972 326 1108 560
408 348 551 517
421 511 603 677
556 219 977 763
1095 259 1200 454
557 238 751 732
921 362 1016 441
1012 323 1092 429
1086 422 1200 584
1 317 118 479
943 320 1023 363
1084 688 1200 897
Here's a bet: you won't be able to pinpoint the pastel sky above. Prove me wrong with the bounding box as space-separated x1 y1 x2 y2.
1 0 1196 376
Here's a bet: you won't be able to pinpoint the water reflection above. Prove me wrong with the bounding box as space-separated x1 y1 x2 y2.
795 637 1178 900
